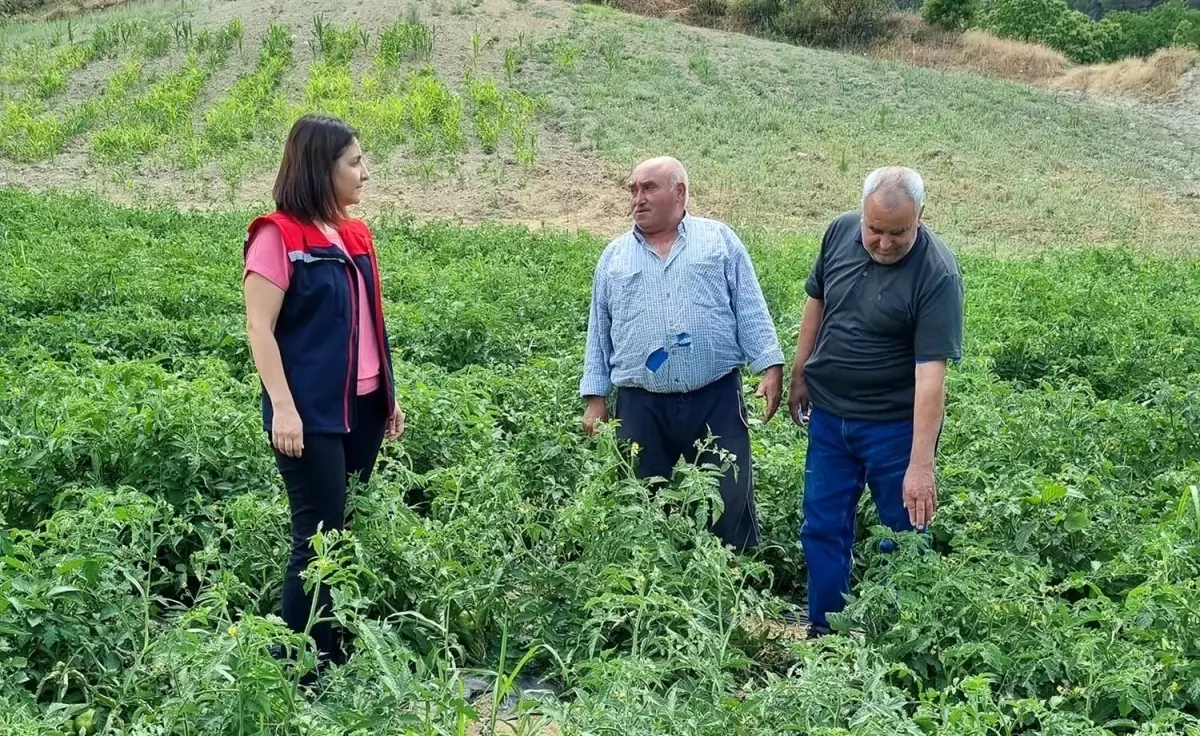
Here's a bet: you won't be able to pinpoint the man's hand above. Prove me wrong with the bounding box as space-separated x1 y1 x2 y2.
756 365 783 423
787 371 810 426
582 396 609 437
903 463 937 529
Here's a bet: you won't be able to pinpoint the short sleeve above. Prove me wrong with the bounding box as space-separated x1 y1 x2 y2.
804 223 832 300
914 273 964 362
243 222 291 292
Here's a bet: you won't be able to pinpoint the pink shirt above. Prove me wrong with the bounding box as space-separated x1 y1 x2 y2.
244 222 382 395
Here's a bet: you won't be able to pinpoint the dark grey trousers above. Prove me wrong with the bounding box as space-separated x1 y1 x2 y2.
614 370 761 551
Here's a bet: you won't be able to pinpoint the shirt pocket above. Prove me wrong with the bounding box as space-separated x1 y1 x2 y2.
687 258 728 310
868 299 913 335
610 269 647 323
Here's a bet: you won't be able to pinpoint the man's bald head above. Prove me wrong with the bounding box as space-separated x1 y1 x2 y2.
628 156 689 236
632 156 689 203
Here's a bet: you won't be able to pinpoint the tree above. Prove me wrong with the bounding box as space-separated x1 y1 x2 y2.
923 0 980 29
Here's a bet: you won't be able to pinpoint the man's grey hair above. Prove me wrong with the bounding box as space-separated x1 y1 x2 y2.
861 166 925 212
668 162 689 206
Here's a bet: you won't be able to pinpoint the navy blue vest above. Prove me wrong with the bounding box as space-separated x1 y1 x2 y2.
245 212 396 434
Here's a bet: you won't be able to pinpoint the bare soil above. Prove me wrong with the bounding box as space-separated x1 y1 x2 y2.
466 692 562 736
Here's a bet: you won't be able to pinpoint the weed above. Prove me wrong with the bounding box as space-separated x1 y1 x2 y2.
688 48 715 82
598 30 622 72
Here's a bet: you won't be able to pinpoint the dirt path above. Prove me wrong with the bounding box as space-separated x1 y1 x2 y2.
1147 65 1200 159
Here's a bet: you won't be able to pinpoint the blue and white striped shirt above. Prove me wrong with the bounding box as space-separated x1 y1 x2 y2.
580 214 785 396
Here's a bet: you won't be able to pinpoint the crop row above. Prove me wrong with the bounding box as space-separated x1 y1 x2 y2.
0 17 540 180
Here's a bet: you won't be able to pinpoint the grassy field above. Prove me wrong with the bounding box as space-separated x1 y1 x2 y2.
522 4 1200 251
2 1 1200 734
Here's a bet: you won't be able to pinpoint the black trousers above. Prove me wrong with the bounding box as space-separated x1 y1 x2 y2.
273 389 388 666
614 370 761 551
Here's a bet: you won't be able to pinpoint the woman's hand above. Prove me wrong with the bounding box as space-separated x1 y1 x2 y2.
386 401 406 440
272 404 304 458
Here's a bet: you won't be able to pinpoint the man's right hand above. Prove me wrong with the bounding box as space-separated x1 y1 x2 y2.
582 396 610 437
272 403 305 458
787 373 810 426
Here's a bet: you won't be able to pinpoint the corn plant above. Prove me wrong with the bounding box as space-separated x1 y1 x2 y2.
0 57 145 163
377 19 435 68
200 24 294 154
310 15 365 66
507 89 538 166
469 74 504 153
403 69 465 156
140 25 172 58
301 57 353 119
0 100 64 161
87 21 240 165
172 19 193 50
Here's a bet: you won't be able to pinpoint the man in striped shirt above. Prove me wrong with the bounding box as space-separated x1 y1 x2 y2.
580 156 785 551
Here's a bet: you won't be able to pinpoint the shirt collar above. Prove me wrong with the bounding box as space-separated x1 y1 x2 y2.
633 211 690 247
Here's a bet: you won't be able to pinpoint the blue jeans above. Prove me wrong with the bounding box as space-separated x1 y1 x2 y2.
800 406 915 630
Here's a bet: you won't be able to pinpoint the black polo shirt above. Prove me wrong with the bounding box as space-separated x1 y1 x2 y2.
802 210 964 422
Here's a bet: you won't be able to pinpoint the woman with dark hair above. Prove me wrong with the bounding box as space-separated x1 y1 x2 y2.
243 113 404 670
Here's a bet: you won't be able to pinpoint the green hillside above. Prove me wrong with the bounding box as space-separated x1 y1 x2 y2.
1 0 1196 249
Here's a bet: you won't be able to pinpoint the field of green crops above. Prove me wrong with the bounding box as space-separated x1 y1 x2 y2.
2 2 1200 735
2 184 1199 734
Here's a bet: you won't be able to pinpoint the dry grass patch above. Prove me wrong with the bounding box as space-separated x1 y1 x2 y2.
1054 46 1200 101
872 14 1068 84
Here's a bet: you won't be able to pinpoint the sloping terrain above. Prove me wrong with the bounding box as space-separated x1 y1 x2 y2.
0 0 1196 249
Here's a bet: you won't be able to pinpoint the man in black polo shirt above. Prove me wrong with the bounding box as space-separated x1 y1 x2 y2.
787 166 964 636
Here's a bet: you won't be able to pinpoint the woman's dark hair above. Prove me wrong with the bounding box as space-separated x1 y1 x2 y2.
273 113 360 224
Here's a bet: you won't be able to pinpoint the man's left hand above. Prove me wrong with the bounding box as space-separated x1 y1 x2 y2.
756 365 783 424
903 463 937 529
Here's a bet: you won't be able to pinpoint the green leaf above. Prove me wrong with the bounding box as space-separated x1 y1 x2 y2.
1064 511 1090 532
1039 482 1069 504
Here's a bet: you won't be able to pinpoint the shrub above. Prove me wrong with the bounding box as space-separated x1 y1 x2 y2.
0 0 46 15
1104 0 1200 57
987 0 1111 61
729 0 786 28
1175 17 1200 45
988 0 1200 62
987 0 1073 43
774 0 895 46
695 0 729 15
1046 7 1108 62
923 0 980 30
